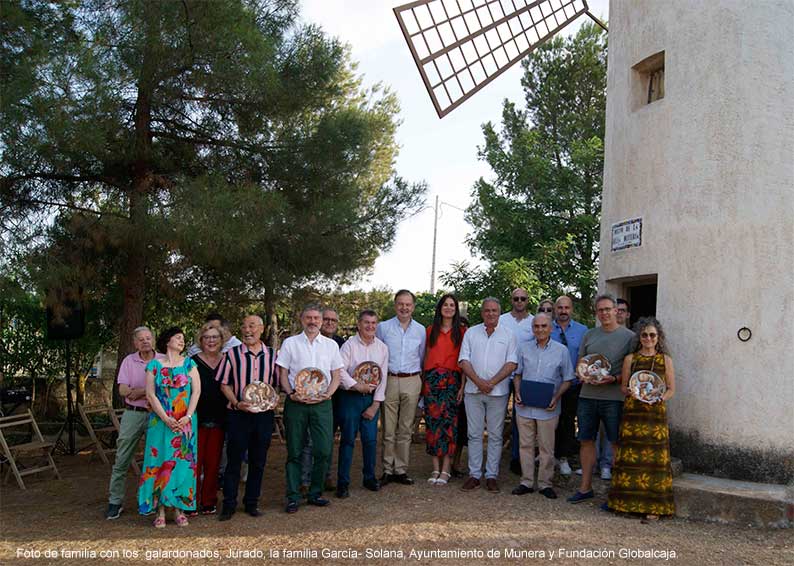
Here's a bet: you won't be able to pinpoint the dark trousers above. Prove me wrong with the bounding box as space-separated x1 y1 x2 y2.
335 390 379 487
285 398 333 502
554 384 581 459
223 410 273 511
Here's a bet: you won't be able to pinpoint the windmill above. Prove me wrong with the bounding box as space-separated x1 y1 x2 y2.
394 0 606 118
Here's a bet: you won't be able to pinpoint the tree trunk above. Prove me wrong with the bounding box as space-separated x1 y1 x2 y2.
111 22 158 406
264 286 279 350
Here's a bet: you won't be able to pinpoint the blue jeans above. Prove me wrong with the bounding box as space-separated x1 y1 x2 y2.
335 390 379 487
465 393 509 479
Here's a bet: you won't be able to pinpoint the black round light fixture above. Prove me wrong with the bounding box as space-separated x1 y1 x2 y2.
737 327 752 342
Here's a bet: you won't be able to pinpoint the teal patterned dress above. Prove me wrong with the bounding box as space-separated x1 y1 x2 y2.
138 358 198 513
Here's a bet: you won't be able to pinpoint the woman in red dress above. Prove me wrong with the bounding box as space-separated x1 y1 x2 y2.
422 294 465 486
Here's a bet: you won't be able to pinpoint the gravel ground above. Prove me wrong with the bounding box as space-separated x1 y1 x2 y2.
1 442 791 566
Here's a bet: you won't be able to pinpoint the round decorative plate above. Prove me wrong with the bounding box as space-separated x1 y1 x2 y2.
242 381 278 412
629 370 666 404
353 361 382 386
576 354 613 384
295 367 330 400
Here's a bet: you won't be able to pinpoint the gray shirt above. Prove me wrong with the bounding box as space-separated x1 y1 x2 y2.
578 325 635 401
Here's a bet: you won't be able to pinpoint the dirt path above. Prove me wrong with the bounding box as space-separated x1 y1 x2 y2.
1 443 791 565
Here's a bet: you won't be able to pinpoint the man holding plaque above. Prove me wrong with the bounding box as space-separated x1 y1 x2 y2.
277 304 343 514
216 315 276 521
568 294 635 504
511 313 574 499
334 309 388 498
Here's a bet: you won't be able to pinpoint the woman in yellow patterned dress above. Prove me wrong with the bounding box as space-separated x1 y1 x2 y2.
606 317 676 520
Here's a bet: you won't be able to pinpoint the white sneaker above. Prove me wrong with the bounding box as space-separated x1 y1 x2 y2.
600 467 612 480
575 468 583 476
559 459 572 476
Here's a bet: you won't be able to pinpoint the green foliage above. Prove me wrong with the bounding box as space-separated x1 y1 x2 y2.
465 23 607 306
0 277 110 384
1 0 425 358
440 258 545 324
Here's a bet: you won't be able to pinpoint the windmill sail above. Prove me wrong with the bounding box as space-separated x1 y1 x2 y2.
394 0 590 118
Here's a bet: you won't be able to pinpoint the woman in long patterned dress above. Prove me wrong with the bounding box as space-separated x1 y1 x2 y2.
138 327 201 528
422 294 466 486
606 317 676 520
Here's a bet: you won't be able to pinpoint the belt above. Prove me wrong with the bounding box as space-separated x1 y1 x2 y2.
125 404 148 413
388 372 420 378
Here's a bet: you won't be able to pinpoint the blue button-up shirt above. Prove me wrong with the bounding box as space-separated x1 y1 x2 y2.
376 317 426 374
515 338 574 420
551 319 588 369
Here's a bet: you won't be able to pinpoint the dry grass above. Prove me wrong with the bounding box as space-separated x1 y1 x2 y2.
1 442 791 565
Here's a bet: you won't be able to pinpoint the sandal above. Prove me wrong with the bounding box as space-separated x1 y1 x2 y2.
435 472 451 485
175 513 189 527
153 516 166 529
427 471 440 484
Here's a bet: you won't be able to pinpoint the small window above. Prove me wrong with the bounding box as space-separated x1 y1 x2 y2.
632 51 665 109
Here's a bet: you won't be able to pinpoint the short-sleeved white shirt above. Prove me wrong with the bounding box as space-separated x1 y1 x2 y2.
276 331 344 389
458 323 518 396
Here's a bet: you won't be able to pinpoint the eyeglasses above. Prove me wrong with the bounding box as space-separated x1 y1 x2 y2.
202 335 221 341
512 297 528 302
538 307 552 313
596 307 614 313
323 317 338 323
640 332 658 339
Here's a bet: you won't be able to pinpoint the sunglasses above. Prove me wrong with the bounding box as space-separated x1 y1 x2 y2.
538 307 553 313
512 297 528 302
640 332 658 339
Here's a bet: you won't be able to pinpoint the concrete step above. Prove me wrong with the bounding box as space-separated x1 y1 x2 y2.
674 473 794 528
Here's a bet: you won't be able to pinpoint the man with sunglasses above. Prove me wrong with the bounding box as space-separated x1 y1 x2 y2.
568 294 634 504
499 289 534 475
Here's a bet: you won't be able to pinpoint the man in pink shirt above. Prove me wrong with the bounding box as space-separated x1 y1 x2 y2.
334 310 389 498
105 326 163 520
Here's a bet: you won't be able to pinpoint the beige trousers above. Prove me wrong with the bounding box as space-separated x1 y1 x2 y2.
517 414 559 489
382 374 422 475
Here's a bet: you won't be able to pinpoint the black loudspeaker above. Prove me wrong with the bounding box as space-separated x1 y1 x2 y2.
46 288 85 340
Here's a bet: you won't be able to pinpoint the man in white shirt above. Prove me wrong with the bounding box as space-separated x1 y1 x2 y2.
375 289 426 485
335 309 389 498
277 304 343 514
459 297 518 492
498 288 535 475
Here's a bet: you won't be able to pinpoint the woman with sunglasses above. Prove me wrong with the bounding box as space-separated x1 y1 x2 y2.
605 317 676 521
536 299 554 315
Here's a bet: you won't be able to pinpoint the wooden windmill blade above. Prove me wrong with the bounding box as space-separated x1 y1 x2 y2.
394 0 605 118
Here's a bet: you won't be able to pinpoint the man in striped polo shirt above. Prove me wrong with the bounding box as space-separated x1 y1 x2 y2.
216 315 276 521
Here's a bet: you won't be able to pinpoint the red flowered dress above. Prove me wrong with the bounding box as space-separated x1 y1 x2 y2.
138 358 197 513
422 326 465 457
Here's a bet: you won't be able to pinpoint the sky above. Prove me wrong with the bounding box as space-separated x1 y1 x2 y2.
301 0 609 293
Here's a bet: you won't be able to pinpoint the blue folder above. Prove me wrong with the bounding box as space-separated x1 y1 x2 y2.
520 380 555 409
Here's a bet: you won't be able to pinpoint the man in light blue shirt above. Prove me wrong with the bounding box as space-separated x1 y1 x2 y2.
512 313 574 499
459 298 518 493
375 289 426 485
550 295 589 476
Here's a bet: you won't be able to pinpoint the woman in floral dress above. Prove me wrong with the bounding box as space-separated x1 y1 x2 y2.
606 317 676 520
138 327 201 528
422 294 465 486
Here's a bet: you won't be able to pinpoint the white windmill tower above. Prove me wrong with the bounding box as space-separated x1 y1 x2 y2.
395 0 794 488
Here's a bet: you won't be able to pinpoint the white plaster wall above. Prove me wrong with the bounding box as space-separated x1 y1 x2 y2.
600 0 794 453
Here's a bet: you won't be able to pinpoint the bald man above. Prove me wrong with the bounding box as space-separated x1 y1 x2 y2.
216 315 277 521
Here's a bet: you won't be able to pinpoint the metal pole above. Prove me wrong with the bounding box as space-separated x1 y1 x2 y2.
430 195 439 294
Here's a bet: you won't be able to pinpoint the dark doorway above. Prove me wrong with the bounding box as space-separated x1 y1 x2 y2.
628 283 657 327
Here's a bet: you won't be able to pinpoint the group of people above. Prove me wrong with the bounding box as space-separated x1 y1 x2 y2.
104 289 676 528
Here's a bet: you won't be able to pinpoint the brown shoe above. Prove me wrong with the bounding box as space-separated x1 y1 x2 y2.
461 477 481 491
486 478 500 492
